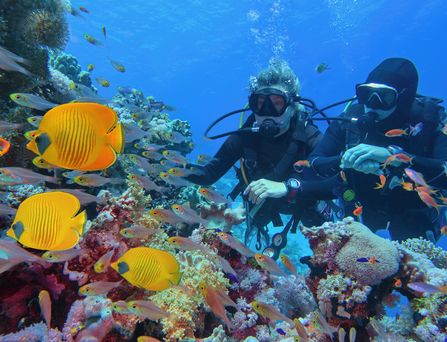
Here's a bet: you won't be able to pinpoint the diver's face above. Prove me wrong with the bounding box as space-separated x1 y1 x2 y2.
364 105 397 121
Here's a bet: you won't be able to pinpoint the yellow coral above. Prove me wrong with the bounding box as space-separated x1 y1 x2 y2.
151 249 230 341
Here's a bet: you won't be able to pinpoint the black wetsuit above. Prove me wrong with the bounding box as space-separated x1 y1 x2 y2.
299 58 447 241
187 113 324 228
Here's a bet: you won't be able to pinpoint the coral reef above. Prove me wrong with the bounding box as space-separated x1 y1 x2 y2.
0 0 70 95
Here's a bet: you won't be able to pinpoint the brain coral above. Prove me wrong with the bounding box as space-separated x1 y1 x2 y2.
335 222 400 285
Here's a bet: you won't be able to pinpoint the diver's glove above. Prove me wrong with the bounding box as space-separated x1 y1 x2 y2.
243 179 288 204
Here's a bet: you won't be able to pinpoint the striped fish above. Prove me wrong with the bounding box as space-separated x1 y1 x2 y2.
6 192 86 251
111 247 181 291
26 103 124 171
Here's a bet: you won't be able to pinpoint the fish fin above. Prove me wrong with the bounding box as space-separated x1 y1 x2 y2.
35 133 51 155
84 144 117 171
26 138 39 155
10 221 25 240
107 122 124 153
52 228 80 251
170 271 182 285
72 209 87 236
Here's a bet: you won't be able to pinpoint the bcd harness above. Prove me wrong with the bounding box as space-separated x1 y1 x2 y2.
228 112 321 258
339 94 445 216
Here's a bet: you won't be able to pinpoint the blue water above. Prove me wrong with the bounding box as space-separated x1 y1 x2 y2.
66 0 447 159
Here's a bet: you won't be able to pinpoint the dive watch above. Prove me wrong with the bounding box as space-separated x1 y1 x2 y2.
285 178 301 202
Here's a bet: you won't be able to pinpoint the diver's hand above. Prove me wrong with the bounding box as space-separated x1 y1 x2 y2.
341 144 391 169
351 160 382 175
243 179 288 204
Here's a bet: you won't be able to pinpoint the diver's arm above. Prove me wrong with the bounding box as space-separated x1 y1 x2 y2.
308 121 346 177
185 134 244 186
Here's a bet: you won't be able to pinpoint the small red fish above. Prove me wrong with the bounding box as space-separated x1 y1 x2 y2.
440 226 447 236
0 138 11 156
401 181 414 191
394 279 402 288
374 174 386 189
353 203 363 217
385 128 408 137
293 160 310 170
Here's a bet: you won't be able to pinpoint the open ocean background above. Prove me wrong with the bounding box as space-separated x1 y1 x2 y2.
65 0 447 159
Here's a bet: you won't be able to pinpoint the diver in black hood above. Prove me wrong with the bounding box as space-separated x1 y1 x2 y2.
297 57 447 241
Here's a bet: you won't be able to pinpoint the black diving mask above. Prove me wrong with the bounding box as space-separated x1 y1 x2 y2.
356 83 403 110
248 88 293 117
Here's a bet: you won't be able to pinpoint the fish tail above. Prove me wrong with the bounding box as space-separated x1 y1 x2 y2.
108 122 124 153
403 128 409 135
72 209 87 236
170 271 183 285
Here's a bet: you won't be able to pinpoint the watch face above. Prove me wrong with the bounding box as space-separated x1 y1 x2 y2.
288 179 299 189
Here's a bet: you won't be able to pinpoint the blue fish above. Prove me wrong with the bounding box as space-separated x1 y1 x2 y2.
357 257 380 264
276 328 286 335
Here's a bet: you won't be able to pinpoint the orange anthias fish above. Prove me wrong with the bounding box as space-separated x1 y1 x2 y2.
198 187 228 204
374 174 386 189
217 232 255 257
26 103 124 171
415 186 442 212
171 203 207 225
385 128 408 137
6 192 86 251
293 160 310 170
94 249 115 273
250 300 294 327
279 254 298 276
255 253 287 276
78 280 122 296
38 290 51 328
441 225 447 236
167 236 208 254
353 203 363 217
401 180 414 191
382 153 413 169
120 226 161 240
148 208 182 225
199 282 236 331
127 300 170 321
394 279 402 288
0 138 11 156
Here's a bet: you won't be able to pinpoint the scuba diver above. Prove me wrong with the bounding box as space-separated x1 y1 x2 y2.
297 57 447 241
186 59 325 258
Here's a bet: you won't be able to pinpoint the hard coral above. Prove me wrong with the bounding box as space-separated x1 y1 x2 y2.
335 221 400 286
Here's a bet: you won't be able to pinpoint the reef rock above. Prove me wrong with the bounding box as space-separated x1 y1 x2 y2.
335 221 400 285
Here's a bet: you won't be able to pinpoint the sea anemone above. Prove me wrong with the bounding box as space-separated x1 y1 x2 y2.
22 8 68 49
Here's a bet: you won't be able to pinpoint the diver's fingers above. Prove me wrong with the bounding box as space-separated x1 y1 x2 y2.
244 180 260 196
256 192 267 204
345 146 370 165
352 152 375 168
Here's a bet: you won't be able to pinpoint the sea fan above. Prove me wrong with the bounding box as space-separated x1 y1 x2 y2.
22 8 69 49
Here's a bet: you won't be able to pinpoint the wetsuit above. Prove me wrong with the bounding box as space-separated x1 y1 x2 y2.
186 112 324 229
298 58 447 241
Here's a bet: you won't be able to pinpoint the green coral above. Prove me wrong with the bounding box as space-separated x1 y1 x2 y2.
400 238 447 269
49 51 92 86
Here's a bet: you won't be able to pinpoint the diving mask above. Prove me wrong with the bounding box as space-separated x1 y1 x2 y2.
356 83 403 111
248 87 293 117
